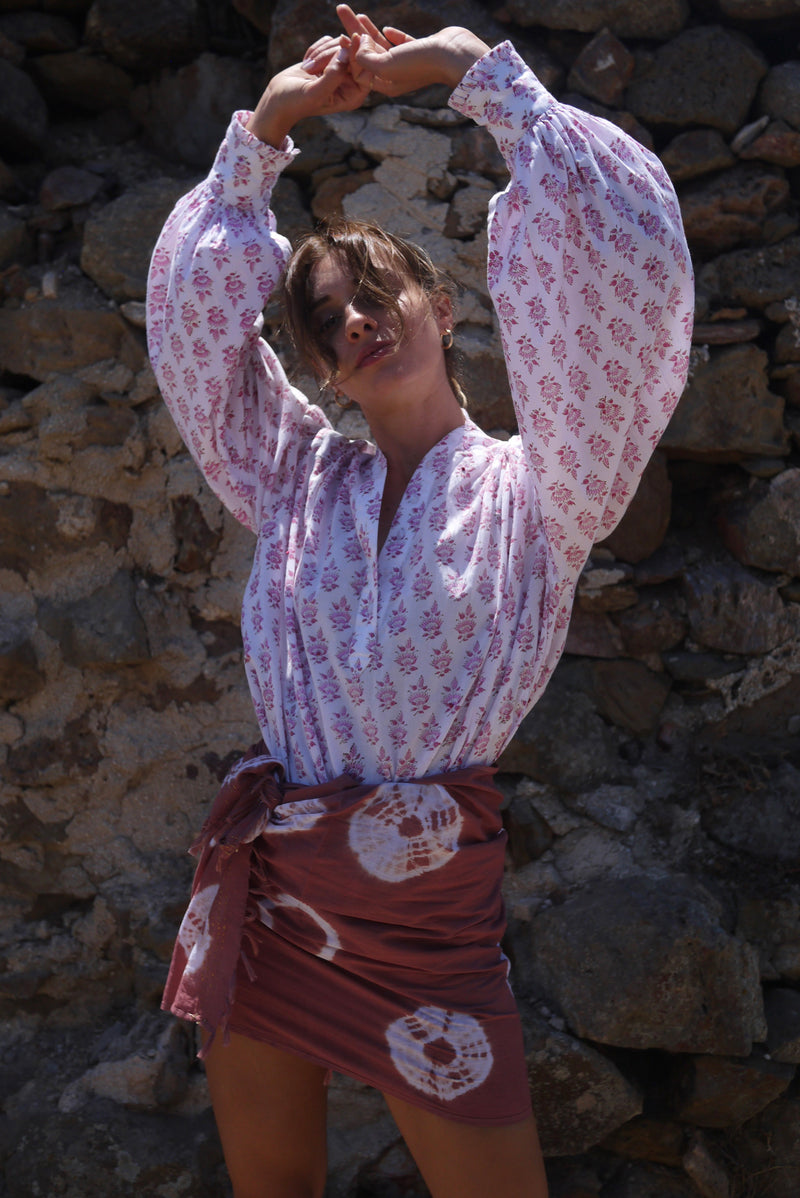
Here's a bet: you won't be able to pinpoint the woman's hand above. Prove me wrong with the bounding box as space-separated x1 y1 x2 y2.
246 48 371 149
336 5 490 95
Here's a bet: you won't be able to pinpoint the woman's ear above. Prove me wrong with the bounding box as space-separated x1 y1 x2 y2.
431 289 453 334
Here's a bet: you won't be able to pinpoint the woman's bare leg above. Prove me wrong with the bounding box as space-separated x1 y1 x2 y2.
202 1030 329 1198
384 1092 549 1198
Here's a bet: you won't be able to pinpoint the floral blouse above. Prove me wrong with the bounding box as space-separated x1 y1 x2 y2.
147 41 693 787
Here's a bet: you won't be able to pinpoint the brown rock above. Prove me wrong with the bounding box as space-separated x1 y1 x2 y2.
576 583 638 613
0 619 44 702
678 164 790 255
739 120 800 168
81 177 189 302
38 571 150 668
660 344 788 461
0 12 78 54
760 61 800 131
32 49 132 112
458 331 516 431
698 234 800 309
717 468 800 575
588 659 672 734
775 319 800 363
660 129 735 184
626 28 767 135
670 1052 795 1128
85 0 201 73
526 1024 643 1156
311 169 375 220
0 58 48 157
600 1117 686 1167
765 987 800 1064
720 0 800 14
603 1162 698 1198
567 29 634 106
683 560 791 654
612 588 687 657
602 452 671 564
681 1134 732 1198
494 0 688 39
691 319 761 345
565 607 625 657
735 1095 800 1198
0 207 28 268
528 875 766 1054
449 124 508 179
40 165 103 211
703 761 800 866
504 793 554 867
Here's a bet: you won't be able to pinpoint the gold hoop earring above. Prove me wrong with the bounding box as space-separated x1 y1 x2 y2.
334 389 353 410
441 330 454 350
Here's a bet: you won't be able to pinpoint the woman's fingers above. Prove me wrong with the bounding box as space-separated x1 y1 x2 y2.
381 25 415 46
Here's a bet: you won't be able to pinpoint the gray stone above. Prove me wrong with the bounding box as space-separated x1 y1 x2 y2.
681 1135 731 1198
717 468 800 575
528 876 766 1054
0 205 28 268
494 0 688 39
670 1051 795 1128
626 28 767 135
683 560 791 654
736 1096 800 1198
38 571 150 667
698 235 800 309
526 1023 643 1156
498 661 628 791
0 618 44 702
679 164 790 255
720 0 800 14
504 792 555 867
0 11 78 54
703 762 800 865
660 129 735 184
0 58 48 157
40 165 104 211
603 1162 705 1198
81 178 189 302
32 50 132 113
765 987 800 1064
612 589 687 658
566 29 634 106
131 53 262 168
587 659 672 735
660 344 788 461
760 61 800 132
85 0 201 73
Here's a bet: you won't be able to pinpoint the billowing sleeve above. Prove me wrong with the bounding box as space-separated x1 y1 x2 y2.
146 112 331 533
450 43 693 580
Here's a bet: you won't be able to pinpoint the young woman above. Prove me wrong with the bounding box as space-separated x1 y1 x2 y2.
147 8 693 1197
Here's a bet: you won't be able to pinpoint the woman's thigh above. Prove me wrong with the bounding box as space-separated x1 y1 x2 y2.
384 1092 549 1198
202 1029 329 1198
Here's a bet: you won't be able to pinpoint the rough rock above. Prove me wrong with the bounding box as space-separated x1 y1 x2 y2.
81 178 190 302
698 235 800 308
40 164 104 211
735 1095 800 1198
498 661 628 790
566 29 634 106
504 792 555 867
720 0 800 15
603 1162 708 1198
0 618 44 701
764 987 800 1064
37 571 151 667
660 129 735 184
601 452 672 564
0 58 48 157
760 61 800 131
670 1052 795 1127
683 560 791 654
680 1137 732 1198
660 344 788 460
32 49 133 112
130 54 262 168
0 11 78 54
626 28 767 135
528 876 767 1054
494 0 688 40
678 164 790 256
565 607 626 657
0 207 28 267
739 120 800 168
587 659 672 734
526 1022 643 1155
85 0 201 73
703 762 800 864
717 468 800 574
449 124 508 179
612 589 687 657
600 1117 686 1167
691 318 761 345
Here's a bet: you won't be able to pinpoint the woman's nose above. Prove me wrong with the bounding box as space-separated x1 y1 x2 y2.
344 303 376 339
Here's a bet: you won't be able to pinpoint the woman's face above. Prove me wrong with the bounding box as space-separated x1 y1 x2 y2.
307 252 452 414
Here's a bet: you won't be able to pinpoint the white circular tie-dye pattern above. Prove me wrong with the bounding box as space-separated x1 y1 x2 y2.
348 784 463 882
257 892 341 961
177 883 220 975
386 1005 493 1101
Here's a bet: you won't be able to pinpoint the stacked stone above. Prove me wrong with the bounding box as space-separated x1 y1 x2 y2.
1 1 799 1195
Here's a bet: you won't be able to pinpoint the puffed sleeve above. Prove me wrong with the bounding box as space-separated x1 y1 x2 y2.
450 42 693 581
146 112 331 533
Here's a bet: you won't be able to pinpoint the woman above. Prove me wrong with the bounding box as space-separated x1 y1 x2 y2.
146 7 693 1197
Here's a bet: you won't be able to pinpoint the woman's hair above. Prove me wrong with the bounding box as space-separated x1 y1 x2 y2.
280 216 467 407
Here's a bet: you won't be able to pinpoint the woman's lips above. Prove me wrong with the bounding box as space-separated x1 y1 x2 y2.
356 342 395 368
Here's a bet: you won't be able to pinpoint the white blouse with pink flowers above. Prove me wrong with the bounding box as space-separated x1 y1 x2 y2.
147 41 693 787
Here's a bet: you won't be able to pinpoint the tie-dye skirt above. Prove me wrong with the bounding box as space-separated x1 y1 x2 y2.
162 747 532 1125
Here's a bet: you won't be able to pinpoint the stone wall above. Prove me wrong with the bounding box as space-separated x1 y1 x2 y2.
1 1 799 1195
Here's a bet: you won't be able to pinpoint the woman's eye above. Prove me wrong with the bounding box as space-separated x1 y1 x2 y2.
318 312 339 336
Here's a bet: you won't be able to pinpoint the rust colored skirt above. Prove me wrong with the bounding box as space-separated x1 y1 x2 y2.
162 747 532 1125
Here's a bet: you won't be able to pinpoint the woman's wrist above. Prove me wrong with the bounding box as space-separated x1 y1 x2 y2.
436 32 490 89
